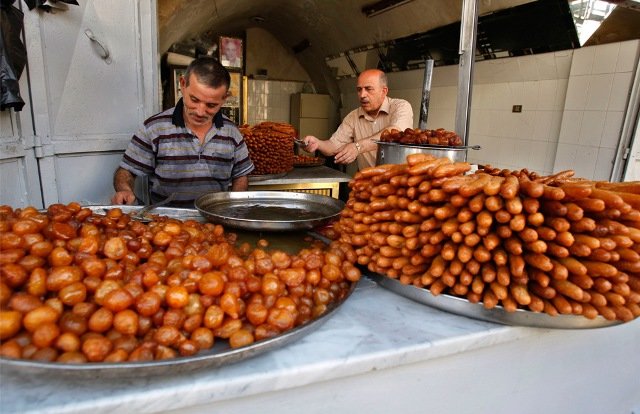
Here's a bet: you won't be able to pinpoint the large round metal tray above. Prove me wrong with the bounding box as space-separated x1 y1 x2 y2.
0 206 358 378
365 271 621 329
195 191 344 232
85 205 203 221
0 283 355 378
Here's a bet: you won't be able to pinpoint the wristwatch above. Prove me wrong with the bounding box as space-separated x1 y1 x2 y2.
354 141 361 154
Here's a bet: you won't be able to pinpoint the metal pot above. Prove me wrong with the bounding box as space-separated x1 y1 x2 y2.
376 141 480 165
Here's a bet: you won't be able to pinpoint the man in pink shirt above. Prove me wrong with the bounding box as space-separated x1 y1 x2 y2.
303 69 413 170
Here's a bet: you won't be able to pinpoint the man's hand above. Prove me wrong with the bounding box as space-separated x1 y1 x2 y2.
112 167 137 205
334 142 359 164
111 190 137 205
302 136 321 152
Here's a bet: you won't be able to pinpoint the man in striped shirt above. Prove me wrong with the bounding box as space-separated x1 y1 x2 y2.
111 57 254 207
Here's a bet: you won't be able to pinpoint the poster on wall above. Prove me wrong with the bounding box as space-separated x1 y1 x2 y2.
219 36 243 69
224 71 241 108
222 70 242 124
221 107 240 124
172 67 186 104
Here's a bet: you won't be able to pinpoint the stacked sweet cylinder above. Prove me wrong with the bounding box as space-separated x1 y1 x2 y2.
240 122 296 175
336 153 640 322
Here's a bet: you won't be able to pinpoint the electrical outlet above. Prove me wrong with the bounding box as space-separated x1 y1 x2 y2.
512 105 522 113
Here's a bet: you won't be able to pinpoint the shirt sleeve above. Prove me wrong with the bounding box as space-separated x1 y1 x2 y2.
231 127 255 178
120 125 156 177
386 99 414 133
329 109 358 147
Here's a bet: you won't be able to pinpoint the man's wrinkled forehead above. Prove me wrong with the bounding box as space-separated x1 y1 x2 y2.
357 79 379 90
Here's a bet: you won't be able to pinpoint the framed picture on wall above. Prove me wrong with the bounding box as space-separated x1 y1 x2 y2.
221 107 240 124
224 71 241 108
219 36 243 69
172 67 187 105
222 70 242 124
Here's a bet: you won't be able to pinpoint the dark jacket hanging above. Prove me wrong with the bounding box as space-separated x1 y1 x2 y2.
1 0 27 111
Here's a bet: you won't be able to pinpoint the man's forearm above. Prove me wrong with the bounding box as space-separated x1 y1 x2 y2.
113 168 135 192
317 139 340 156
231 175 249 191
356 136 379 154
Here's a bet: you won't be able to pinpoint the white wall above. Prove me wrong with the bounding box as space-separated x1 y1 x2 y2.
555 40 640 180
246 80 306 125
245 28 310 82
467 51 574 175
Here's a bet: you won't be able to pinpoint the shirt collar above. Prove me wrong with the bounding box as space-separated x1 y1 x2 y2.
172 98 225 129
358 96 390 120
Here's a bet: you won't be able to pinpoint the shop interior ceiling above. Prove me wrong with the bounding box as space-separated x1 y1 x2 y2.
158 0 537 56
158 0 534 85
158 0 638 92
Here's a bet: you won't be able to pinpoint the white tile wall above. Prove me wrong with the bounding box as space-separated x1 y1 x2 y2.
570 47 595 76
454 42 636 177
517 55 539 80
533 111 552 140
538 80 557 110
535 53 556 80
579 111 606 147
574 145 599 178
554 142 578 171
617 41 639 72
594 147 617 180
601 111 624 148
585 74 613 111
554 51 574 79
553 40 640 180
564 75 591 110
246 79 306 125
609 72 634 111
533 141 552 171
436 47 575 175
558 110 583 144
592 43 619 74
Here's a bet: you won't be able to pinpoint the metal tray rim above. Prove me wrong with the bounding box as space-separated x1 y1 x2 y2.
82 205 203 220
194 191 344 231
365 271 622 329
0 281 357 377
377 141 480 151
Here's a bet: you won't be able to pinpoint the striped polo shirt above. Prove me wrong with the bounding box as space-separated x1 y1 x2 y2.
120 99 254 206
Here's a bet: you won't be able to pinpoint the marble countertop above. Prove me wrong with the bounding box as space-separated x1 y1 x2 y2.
249 166 352 185
0 278 543 414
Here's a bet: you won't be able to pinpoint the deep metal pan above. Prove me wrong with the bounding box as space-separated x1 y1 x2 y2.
195 191 344 232
376 141 480 165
